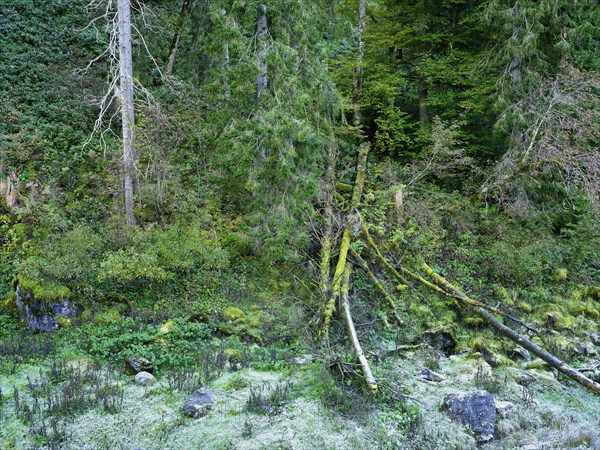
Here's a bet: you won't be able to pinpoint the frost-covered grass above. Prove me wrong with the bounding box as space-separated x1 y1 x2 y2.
0 364 379 450
1 332 599 449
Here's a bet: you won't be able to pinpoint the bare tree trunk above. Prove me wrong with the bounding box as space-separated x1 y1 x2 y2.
166 0 192 75
118 0 135 226
341 263 378 393
352 0 366 127
256 4 268 102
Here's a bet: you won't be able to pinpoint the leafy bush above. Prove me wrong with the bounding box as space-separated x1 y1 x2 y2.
69 317 211 372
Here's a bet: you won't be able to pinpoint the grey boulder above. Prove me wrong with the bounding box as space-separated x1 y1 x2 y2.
183 388 216 419
442 390 496 442
418 367 445 382
126 355 154 374
135 371 157 386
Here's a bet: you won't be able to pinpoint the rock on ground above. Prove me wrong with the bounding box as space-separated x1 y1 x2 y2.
495 401 515 419
418 367 445 382
183 388 216 419
443 390 496 442
135 371 156 386
126 355 154 374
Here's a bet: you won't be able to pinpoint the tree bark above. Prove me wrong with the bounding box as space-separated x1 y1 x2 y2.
321 143 370 338
118 0 136 226
223 42 231 99
320 139 337 303
341 263 378 393
166 0 192 75
352 0 366 127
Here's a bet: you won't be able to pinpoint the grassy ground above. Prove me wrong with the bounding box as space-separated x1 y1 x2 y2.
1 316 599 450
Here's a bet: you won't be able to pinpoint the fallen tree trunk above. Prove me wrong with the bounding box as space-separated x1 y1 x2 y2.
360 223 411 287
421 262 600 396
362 226 538 333
321 142 369 340
341 263 378 393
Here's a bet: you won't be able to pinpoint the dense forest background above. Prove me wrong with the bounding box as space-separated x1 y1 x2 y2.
2 0 598 306
0 0 599 448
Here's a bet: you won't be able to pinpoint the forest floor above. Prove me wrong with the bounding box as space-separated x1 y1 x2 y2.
2 331 599 450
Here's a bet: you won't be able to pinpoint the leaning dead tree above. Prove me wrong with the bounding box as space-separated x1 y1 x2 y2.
352 217 600 396
319 0 377 393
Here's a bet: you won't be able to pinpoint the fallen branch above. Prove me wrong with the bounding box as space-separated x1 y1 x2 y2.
360 223 411 286
350 247 403 326
421 262 600 396
341 264 378 393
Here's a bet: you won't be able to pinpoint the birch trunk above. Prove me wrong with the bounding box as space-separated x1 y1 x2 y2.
118 0 136 226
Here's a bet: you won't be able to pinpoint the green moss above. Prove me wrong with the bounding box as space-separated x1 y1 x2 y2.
13 274 69 302
224 348 241 362
90 306 124 325
566 300 600 319
553 268 568 283
523 359 549 370
410 304 432 319
517 302 533 313
544 305 575 331
159 320 177 335
224 373 249 391
223 307 245 322
464 317 484 328
56 316 73 327
568 287 585 302
3 294 16 309
583 286 600 301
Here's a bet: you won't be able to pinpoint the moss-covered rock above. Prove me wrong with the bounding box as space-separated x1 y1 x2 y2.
223 307 245 322
224 348 241 362
553 268 568 283
13 276 80 332
159 320 177 335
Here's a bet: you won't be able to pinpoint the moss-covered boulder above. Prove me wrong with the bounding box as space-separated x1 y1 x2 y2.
421 327 457 356
13 276 80 333
223 307 245 322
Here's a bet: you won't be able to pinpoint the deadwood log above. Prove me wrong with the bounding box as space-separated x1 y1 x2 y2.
421 262 600 395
